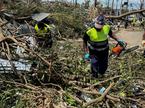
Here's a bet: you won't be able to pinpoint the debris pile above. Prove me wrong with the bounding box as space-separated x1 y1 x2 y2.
0 1 145 108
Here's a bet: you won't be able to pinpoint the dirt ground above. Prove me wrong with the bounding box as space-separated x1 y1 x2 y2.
116 28 144 47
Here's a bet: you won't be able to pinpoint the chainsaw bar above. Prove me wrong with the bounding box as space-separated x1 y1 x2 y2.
119 45 139 56
109 45 139 58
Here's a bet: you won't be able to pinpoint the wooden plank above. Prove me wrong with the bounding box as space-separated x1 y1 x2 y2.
0 18 5 41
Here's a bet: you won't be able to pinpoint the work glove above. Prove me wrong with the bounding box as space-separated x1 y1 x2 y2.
84 53 90 61
117 39 127 48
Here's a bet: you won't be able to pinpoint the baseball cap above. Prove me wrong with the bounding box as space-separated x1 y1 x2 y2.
94 15 105 29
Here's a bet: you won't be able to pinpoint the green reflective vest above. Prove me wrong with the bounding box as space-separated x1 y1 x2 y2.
86 25 110 42
34 23 51 36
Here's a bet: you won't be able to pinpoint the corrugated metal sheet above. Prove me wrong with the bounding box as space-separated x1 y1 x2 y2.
0 59 31 72
32 13 50 22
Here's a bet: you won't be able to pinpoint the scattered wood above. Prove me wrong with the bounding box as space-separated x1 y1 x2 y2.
83 82 114 107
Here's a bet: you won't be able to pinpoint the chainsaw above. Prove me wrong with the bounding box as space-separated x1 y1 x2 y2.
110 43 139 58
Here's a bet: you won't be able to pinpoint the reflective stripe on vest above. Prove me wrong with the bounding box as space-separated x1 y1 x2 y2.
88 43 109 51
34 24 51 36
86 25 110 42
88 40 109 51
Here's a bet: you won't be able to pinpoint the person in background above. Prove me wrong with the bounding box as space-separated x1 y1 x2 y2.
34 18 55 48
83 15 126 78
131 16 136 30
124 17 128 29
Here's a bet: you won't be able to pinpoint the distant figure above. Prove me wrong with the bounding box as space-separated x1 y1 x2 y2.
124 17 128 29
131 16 136 30
117 21 121 31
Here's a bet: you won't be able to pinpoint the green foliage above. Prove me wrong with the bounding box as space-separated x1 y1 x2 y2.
64 94 77 106
0 88 27 108
63 88 77 106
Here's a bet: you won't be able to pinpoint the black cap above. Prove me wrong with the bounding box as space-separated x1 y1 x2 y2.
96 15 105 25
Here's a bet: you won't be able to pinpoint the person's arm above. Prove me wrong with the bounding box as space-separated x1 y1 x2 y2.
83 32 89 53
108 29 126 46
108 29 119 41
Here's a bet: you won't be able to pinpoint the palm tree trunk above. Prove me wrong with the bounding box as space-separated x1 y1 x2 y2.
120 0 124 14
111 0 115 14
140 0 144 9
94 0 97 7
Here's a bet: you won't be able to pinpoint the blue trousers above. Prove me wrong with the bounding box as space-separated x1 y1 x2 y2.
89 47 109 77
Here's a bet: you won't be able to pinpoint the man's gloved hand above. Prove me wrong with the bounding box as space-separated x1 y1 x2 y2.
84 53 90 61
117 39 127 47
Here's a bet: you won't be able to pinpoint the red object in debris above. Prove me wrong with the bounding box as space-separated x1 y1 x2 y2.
112 45 124 56
111 41 127 56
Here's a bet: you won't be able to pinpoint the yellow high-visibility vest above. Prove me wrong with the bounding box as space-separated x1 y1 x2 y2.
34 23 51 36
86 25 110 42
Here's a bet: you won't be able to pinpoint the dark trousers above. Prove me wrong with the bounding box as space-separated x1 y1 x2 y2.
89 47 109 77
36 36 53 48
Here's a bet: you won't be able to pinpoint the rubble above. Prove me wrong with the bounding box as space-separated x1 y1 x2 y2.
0 1 145 108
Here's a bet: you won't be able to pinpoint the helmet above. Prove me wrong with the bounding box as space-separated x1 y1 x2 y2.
94 15 105 29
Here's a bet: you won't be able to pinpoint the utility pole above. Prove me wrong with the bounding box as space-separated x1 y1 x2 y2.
116 0 119 15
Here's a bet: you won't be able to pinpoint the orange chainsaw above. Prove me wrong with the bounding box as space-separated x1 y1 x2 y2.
110 43 139 57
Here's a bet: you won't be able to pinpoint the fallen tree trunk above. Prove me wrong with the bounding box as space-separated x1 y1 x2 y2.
106 9 145 19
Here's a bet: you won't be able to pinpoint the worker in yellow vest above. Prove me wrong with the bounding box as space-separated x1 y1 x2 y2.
34 20 54 48
83 15 125 78
131 16 136 30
